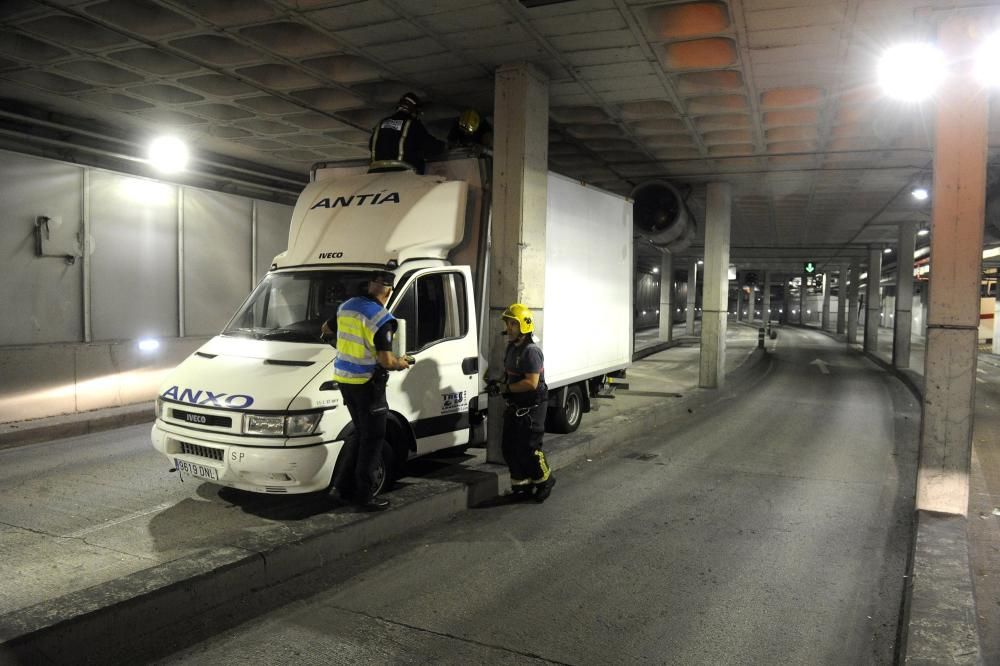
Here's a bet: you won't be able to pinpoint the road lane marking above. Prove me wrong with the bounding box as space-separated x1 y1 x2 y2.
63 501 174 538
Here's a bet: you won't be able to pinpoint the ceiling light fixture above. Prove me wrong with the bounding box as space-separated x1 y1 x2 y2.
148 136 189 174
917 228 930 237
878 43 947 102
911 187 929 201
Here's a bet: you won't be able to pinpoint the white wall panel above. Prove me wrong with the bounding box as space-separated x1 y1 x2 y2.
183 188 252 336
255 199 293 283
0 151 83 345
89 172 178 341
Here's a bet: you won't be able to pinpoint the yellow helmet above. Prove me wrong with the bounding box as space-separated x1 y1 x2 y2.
458 109 480 135
502 303 534 334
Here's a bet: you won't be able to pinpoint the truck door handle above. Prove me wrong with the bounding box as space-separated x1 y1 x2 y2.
461 357 478 374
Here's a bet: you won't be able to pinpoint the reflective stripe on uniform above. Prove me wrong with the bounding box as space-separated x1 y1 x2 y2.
398 119 411 161
333 297 395 384
533 450 551 482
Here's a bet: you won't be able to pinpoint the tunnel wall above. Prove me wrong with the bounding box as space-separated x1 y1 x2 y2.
0 150 294 424
635 271 660 330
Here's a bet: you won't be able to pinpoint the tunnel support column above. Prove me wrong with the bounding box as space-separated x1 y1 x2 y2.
837 264 848 335
994 291 1000 355
686 257 698 335
893 221 917 369
486 62 549 464
762 270 771 327
735 271 744 321
821 272 831 331
699 183 732 389
782 282 791 324
658 252 673 342
798 270 807 325
847 260 860 344
864 247 882 353
918 16 988 516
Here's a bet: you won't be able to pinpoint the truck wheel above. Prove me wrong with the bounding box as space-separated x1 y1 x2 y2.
548 384 583 434
371 439 396 496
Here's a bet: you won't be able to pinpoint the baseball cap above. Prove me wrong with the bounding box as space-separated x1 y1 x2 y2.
369 270 395 287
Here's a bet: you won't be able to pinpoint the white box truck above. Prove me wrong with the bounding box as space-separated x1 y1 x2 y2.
151 156 632 495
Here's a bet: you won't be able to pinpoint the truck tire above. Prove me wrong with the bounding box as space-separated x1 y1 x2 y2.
371 439 396 496
548 384 583 434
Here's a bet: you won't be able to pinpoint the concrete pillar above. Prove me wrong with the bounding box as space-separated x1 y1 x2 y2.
762 270 772 325
699 183 732 388
836 264 848 335
893 221 917 368
658 252 673 342
783 283 791 324
686 258 698 335
847 260 860 344
799 272 807 324
918 14 989 516
487 62 548 464
864 247 882 353
735 271 744 322
993 290 1000 355
820 272 831 330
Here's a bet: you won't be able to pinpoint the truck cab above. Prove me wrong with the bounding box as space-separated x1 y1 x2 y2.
151 159 488 495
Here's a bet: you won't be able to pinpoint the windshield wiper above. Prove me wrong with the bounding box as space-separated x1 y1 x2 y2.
259 328 321 342
226 327 261 339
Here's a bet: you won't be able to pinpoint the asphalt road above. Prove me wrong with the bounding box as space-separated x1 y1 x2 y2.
159 326 920 665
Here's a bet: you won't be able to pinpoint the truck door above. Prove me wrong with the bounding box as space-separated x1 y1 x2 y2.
389 267 479 454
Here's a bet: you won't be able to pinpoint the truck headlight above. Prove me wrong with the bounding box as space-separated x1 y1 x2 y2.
155 397 164 420
242 412 323 436
243 414 284 436
285 412 322 436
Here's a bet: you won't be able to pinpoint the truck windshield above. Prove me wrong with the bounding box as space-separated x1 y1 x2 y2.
223 270 371 343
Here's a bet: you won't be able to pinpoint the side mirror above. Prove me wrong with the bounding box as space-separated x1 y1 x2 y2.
393 319 408 356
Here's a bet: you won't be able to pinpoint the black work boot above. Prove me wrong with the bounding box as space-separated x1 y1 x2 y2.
533 475 556 503
510 482 533 500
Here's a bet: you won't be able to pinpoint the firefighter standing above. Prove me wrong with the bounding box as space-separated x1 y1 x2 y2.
368 92 445 174
489 303 556 502
322 270 411 511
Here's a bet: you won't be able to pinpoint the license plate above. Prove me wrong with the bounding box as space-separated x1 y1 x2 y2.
174 458 220 481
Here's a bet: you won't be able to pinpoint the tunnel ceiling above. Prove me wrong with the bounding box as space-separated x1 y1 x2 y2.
1 0 999 274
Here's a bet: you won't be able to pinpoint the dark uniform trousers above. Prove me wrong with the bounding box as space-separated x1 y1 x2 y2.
501 390 550 484
335 369 389 502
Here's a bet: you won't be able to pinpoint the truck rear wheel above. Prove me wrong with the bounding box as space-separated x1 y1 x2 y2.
548 384 583 434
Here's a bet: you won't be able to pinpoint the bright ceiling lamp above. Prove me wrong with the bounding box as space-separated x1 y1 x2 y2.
911 187 929 201
974 32 1000 87
878 43 947 102
148 136 189 174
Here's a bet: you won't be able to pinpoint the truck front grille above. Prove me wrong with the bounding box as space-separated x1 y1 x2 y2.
180 442 224 462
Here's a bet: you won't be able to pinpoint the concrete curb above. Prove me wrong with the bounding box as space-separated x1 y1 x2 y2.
0 345 768 664
0 479 470 664
0 403 155 451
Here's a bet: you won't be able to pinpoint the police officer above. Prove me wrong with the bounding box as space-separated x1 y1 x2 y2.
447 109 493 150
369 92 445 175
489 303 556 502
321 270 411 511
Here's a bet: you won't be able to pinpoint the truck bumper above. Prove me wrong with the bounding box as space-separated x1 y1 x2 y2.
151 421 344 494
